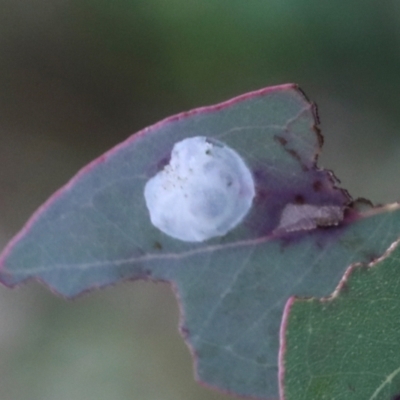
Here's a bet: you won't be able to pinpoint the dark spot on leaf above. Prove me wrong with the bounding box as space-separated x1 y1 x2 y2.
313 180 322 192
153 241 163 250
366 252 379 263
157 154 171 171
274 135 288 146
391 394 400 400
294 194 305 204
147 153 171 176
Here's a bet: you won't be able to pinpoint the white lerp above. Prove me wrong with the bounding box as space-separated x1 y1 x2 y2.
144 136 255 242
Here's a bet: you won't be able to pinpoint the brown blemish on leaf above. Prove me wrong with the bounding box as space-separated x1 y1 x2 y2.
153 241 163 250
273 135 288 146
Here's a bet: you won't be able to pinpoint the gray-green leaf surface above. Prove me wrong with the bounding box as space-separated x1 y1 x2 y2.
283 230 400 400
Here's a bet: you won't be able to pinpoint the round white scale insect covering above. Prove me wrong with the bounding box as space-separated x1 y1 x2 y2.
144 136 255 242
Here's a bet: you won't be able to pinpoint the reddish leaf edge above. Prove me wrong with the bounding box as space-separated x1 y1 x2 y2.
278 203 400 400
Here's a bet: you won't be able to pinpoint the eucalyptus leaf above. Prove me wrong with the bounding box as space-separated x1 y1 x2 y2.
282 232 400 400
1 85 399 398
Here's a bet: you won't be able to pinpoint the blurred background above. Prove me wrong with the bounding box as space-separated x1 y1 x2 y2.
0 1 400 399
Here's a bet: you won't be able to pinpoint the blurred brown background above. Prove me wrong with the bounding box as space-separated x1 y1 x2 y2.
1 1 400 399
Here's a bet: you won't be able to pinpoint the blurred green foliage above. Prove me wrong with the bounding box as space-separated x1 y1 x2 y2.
1 1 400 399
3 0 400 137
